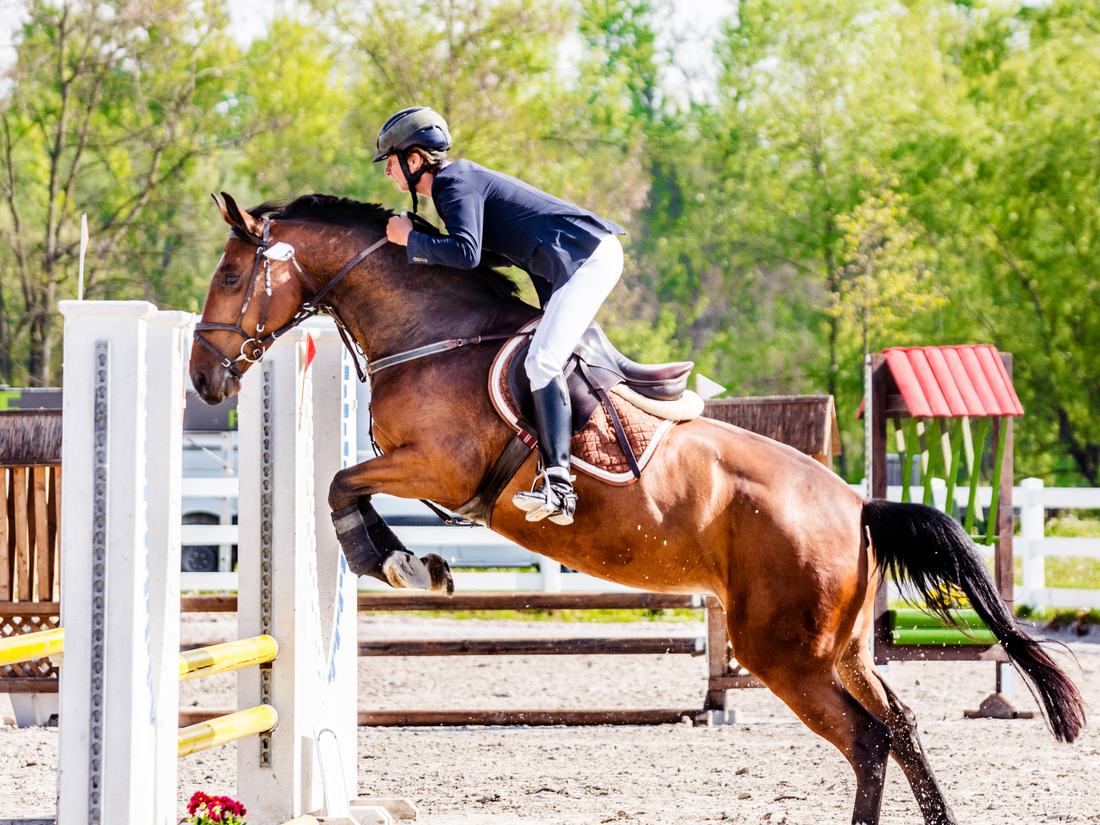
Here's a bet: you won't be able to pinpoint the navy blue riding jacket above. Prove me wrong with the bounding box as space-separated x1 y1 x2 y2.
405 160 626 306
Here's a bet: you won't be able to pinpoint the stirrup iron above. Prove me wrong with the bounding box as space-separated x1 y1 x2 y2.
513 467 577 525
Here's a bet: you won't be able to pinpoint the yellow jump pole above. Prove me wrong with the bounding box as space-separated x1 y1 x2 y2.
178 705 278 758
0 627 64 667
178 635 278 682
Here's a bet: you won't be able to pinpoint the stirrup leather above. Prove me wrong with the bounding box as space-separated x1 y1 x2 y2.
513 467 577 525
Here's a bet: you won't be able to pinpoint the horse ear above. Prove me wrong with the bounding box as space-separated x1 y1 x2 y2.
212 193 233 225
217 191 263 238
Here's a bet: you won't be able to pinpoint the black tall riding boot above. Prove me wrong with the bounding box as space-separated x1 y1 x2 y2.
512 374 577 525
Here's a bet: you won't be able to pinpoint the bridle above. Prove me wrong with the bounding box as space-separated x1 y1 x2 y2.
193 216 386 382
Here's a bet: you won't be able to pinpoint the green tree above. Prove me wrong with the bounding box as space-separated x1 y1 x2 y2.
0 0 247 385
829 165 938 358
935 0 1100 484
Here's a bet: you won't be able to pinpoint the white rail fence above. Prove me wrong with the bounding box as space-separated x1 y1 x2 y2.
1015 479 1100 610
181 480 1100 610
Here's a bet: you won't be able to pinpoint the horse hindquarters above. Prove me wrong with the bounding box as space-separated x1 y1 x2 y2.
862 499 1087 744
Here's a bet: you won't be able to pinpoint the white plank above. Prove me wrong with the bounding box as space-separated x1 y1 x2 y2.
181 524 239 545
180 477 239 498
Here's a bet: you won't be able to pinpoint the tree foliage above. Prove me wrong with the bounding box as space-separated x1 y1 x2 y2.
1 0 249 384
2 0 1099 484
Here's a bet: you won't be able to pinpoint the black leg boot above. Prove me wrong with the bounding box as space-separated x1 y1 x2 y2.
331 503 386 583
360 496 454 595
331 498 454 594
512 374 577 525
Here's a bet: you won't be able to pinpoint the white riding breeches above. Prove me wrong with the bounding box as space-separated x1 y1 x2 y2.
525 233 624 390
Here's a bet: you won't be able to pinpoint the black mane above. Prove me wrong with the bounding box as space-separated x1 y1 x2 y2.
248 194 397 230
245 194 521 300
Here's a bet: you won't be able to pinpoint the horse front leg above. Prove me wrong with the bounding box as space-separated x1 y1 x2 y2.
327 448 455 595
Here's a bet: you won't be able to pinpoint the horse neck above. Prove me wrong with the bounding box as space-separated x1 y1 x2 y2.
292 222 532 364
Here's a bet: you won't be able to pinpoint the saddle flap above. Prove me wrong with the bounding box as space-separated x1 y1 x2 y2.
489 319 679 487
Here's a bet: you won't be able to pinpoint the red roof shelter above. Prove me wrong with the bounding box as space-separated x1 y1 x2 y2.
865 346 1028 718
883 346 1023 419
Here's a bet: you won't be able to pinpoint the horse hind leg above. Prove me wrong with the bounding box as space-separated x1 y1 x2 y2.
753 662 893 825
837 638 958 825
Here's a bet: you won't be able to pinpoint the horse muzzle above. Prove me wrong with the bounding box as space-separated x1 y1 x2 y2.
190 357 241 405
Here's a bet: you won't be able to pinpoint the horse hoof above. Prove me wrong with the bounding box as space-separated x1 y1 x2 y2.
425 554 455 596
382 551 431 590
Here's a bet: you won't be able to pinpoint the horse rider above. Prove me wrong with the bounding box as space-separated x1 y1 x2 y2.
375 106 626 526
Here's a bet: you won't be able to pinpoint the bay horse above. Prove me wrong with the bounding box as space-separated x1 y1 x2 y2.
190 193 1085 825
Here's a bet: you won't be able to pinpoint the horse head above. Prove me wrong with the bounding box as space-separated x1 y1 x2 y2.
190 192 313 404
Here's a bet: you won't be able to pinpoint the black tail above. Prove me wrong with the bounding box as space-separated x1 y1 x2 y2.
862 498 1086 743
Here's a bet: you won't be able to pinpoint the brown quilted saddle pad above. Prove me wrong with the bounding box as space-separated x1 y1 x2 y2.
489 321 676 485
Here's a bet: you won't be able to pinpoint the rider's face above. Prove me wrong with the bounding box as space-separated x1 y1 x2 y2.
384 155 408 192
384 153 424 193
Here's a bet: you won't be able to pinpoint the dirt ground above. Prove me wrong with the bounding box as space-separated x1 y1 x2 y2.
1 613 1098 824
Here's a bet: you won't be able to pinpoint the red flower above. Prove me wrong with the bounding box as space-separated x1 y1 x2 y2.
186 790 247 824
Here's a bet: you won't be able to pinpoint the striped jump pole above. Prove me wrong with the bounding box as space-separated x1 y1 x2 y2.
179 636 279 682
0 630 278 684
177 705 279 758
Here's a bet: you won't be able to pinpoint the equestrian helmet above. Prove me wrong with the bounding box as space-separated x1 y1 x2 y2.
372 107 452 163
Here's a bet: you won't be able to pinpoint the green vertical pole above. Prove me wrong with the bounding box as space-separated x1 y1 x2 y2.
922 419 940 506
964 416 988 536
984 417 1009 546
893 415 906 457
901 418 919 503
961 414 975 476
944 418 965 517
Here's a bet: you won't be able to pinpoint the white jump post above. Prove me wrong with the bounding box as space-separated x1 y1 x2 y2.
236 323 358 823
57 301 189 825
56 302 356 825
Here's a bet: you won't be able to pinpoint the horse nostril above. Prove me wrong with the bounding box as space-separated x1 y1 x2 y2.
194 372 206 396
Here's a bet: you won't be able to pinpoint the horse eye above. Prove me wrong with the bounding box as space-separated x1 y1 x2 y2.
221 271 240 286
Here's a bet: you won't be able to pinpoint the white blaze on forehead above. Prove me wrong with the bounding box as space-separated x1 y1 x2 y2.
215 251 227 271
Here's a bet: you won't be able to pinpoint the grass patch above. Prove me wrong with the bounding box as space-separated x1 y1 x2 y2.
366 608 705 623
1046 515 1100 538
